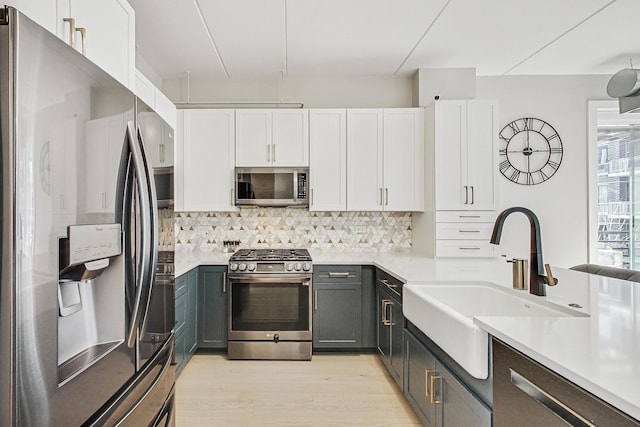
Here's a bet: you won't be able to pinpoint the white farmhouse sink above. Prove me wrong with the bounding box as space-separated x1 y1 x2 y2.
403 281 587 380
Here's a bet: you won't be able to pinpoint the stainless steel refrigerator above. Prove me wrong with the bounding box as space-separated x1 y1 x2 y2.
0 7 175 426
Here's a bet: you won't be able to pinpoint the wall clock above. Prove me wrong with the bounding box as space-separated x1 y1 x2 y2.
498 117 563 185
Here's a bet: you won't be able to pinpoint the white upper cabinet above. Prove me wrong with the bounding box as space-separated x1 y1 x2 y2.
138 112 174 169
309 109 347 211
236 109 309 167
38 0 136 89
383 108 424 212
177 109 236 212
6 0 57 33
346 108 424 212
431 100 498 211
346 109 384 211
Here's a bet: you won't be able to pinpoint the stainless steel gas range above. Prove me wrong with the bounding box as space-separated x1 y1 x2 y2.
227 249 313 360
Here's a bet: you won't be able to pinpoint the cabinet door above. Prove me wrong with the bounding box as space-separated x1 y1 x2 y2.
437 360 492 427
174 330 186 375
404 332 437 427
309 109 347 211
68 0 135 88
389 301 404 388
383 108 424 211
6 0 57 34
198 266 228 349
347 109 384 211
466 100 498 210
185 269 198 355
272 109 309 167
376 289 391 360
313 282 362 348
235 109 272 166
493 339 639 427
180 109 236 211
434 101 467 210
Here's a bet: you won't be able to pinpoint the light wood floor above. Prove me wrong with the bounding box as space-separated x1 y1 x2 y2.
175 353 422 427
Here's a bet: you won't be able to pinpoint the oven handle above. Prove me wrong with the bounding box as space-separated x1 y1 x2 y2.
227 276 312 284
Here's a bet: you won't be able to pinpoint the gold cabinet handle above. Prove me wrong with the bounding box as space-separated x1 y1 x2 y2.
379 188 383 205
430 375 442 404
381 300 392 325
223 272 227 293
328 272 350 277
425 369 435 397
385 188 389 206
464 185 469 204
75 27 86 56
267 144 271 162
62 17 75 46
470 185 475 204
314 289 319 310
272 143 276 162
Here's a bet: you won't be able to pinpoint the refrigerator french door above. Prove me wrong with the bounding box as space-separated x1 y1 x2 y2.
0 7 174 427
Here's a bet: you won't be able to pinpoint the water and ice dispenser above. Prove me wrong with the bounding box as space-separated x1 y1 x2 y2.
57 224 124 385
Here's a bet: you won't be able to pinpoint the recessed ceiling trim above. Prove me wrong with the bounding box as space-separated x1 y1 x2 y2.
503 0 618 75
392 0 454 77
193 0 231 78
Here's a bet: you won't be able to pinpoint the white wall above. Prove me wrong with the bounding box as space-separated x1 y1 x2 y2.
162 74 414 108
475 74 610 268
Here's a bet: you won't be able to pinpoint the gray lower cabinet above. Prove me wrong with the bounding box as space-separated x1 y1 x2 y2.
175 267 198 376
313 265 362 348
405 330 491 427
376 269 404 389
198 266 228 349
493 338 640 427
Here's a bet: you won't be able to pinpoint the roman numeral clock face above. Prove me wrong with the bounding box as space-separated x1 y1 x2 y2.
498 118 563 185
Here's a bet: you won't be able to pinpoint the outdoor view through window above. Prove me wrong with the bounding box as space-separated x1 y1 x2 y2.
597 108 640 268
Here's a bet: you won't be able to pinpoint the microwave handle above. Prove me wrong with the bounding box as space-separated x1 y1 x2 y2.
293 171 298 201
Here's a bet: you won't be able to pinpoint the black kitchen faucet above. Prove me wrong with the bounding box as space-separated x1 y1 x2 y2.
490 207 558 296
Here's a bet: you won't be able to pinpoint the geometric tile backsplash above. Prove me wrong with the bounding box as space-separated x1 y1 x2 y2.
174 208 412 253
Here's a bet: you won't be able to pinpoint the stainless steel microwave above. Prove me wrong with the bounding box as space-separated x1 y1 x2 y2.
235 167 308 207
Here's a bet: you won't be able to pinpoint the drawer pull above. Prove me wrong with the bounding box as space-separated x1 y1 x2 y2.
430 375 442 404
381 300 392 326
458 229 480 233
425 369 436 397
510 369 595 427
458 215 481 218
328 272 350 277
459 247 481 250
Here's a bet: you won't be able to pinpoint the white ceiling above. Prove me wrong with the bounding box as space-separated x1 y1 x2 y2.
129 0 639 80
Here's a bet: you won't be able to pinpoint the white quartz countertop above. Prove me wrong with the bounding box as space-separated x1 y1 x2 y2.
175 249 640 420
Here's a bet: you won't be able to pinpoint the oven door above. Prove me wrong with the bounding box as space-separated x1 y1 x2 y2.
228 275 312 341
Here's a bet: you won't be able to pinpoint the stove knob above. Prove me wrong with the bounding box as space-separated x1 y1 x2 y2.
238 263 247 271
247 263 256 272
229 263 238 271
294 263 302 271
286 263 294 271
302 263 311 271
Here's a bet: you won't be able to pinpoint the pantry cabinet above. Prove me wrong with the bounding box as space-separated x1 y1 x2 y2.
235 109 309 167
309 109 347 211
176 109 236 212
346 108 423 212
429 100 498 211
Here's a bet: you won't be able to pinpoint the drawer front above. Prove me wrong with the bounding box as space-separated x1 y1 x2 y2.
436 210 496 223
314 265 362 283
435 240 497 258
435 222 494 240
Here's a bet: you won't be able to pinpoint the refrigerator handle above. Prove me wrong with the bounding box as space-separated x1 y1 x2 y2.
135 124 159 339
115 122 155 348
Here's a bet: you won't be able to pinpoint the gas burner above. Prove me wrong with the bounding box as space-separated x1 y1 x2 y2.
229 249 312 274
